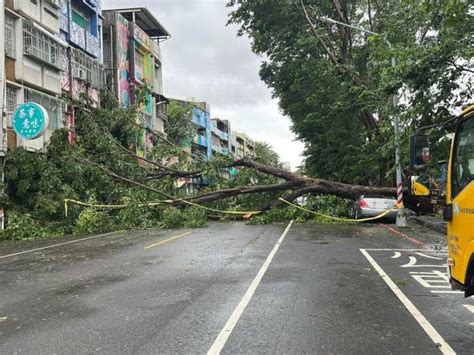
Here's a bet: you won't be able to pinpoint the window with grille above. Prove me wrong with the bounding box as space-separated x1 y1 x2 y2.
23 20 62 68
71 47 104 88
24 88 64 130
5 85 18 127
71 5 91 32
5 14 16 58
135 50 144 82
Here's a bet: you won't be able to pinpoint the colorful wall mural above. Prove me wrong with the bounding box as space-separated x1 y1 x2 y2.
116 14 131 108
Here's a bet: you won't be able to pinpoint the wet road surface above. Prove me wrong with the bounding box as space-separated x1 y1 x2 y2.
0 222 472 354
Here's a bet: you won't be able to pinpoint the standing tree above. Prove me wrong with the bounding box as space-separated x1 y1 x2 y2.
226 0 473 185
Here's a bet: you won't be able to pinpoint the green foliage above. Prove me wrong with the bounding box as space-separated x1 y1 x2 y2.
0 211 63 240
159 206 184 229
165 101 196 146
159 206 208 229
116 201 156 230
183 207 208 228
73 208 113 235
247 206 300 225
228 0 473 185
248 194 353 225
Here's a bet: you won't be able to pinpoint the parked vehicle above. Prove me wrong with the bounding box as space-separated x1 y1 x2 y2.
352 195 397 220
410 104 474 297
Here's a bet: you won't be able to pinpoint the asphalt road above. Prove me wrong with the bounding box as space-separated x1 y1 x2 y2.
0 221 472 354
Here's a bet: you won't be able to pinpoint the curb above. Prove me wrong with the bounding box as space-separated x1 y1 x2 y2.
409 215 447 235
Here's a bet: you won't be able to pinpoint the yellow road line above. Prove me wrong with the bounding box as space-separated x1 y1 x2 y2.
144 232 192 250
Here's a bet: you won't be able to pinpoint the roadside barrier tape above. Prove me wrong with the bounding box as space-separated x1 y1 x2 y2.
278 198 397 222
64 198 261 217
64 197 395 222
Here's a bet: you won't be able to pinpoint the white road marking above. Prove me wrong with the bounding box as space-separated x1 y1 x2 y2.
401 256 445 268
360 249 455 355
415 252 443 260
364 248 423 251
391 252 401 259
0 317 7 322
431 290 463 294
464 304 474 313
0 231 118 260
207 220 294 355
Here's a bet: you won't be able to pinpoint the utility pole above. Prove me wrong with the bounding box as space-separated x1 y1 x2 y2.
317 16 407 227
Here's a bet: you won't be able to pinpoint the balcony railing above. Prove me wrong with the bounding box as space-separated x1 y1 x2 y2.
211 126 229 141
70 22 100 58
86 31 100 58
194 135 208 147
192 115 207 128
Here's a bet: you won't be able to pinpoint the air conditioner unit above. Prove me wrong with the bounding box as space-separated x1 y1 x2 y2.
79 69 87 81
73 68 87 81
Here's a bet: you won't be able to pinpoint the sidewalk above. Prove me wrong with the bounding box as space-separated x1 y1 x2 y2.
409 214 447 235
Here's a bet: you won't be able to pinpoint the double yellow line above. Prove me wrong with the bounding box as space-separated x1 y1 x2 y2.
144 231 193 250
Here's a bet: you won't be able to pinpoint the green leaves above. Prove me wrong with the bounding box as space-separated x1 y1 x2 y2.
228 0 473 185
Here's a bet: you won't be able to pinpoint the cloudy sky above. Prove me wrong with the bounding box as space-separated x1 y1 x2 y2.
103 0 305 169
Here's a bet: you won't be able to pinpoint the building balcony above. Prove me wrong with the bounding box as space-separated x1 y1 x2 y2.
211 126 229 141
194 135 208 147
86 31 100 58
221 147 230 155
151 41 162 62
192 115 208 128
70 23 100 58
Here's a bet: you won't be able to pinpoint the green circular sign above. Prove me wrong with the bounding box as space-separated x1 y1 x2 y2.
12 102 49 139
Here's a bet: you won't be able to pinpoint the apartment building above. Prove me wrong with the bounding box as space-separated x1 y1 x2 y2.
102 7 170 156
59 0 104 142
210 117 232 156
2 0 67 151
231 131 255 159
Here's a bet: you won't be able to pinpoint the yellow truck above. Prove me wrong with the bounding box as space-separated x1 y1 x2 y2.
411 104 474 297
444 104 474 297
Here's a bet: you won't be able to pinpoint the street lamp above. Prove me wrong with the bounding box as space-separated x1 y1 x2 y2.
317 16 407 227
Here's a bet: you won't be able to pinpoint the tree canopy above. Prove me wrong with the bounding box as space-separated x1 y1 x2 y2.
227 0 473 185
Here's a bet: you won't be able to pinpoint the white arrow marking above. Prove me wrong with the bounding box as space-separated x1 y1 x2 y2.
415 252 443 260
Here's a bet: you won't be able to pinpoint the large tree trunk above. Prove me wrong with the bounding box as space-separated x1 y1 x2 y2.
88 155 400 214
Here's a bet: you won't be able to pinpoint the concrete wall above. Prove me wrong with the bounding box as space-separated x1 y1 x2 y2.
12 0 59 34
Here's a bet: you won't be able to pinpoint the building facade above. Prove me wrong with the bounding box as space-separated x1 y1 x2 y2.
231 131 255 159
210 117 231 156
59 0 104 142
102 8 170 157
191 102 212 161
2 0 67 151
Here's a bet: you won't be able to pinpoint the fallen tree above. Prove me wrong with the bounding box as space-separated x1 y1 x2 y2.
66 92 400 217
1 91 402 241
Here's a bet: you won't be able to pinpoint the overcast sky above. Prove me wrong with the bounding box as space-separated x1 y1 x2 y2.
103 0 304 169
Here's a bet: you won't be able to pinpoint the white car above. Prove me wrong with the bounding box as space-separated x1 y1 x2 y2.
352 195 397 220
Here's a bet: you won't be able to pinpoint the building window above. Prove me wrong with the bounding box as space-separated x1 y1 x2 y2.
24 88 64 130
23 20 62 68
5 85 18 127
154 61 161 81
71 47 104 89
135 50 144 82
5 14 16 58
71 5 91 32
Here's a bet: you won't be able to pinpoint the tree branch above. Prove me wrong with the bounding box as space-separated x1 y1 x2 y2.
300 0 341 68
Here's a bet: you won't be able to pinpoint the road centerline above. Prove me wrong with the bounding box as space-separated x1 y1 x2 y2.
207 220 294 355
360 249 455 355
144 231 192 250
